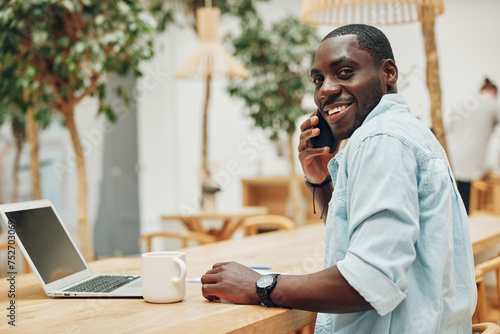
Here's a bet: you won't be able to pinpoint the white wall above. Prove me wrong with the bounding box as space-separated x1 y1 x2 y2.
2 0 500 248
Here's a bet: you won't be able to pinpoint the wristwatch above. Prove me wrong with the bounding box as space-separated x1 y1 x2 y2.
256 274 280 307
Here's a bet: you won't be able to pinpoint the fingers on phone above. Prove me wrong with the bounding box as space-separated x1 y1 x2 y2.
299 127 319 145
303 146 330 160
300 115 318 132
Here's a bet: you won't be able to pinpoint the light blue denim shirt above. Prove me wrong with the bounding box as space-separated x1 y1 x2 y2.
315 94 476 334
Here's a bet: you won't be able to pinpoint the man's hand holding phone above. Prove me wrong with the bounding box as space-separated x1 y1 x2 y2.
298 110 340 185
310 109 338 153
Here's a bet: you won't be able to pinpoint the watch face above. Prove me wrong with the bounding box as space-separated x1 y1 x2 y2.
257 275 274 288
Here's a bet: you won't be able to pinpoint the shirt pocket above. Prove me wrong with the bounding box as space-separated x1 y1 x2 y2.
327 188 350 262
330 187 348 223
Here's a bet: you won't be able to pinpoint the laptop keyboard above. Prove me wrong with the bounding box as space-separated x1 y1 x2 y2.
63 275 140 293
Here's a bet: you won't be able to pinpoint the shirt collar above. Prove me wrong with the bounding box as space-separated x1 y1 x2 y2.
326 93 409 183
362 93 409 126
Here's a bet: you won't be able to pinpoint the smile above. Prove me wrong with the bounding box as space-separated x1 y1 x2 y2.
322 101 353 122
325 104 349 116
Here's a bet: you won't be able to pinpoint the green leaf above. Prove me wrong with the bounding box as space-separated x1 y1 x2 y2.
226 15 320 137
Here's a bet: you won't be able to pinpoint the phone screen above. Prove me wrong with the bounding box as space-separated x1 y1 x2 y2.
310 109 338 153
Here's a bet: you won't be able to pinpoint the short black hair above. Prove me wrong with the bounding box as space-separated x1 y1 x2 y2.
322 24 395 66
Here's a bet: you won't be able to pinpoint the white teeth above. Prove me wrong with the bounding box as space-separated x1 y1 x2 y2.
327 105 348 116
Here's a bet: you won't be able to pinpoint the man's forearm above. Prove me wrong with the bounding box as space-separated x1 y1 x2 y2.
269 266 373 314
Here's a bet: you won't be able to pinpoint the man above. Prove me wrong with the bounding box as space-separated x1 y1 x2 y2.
446 78 500 214
201 24 476 333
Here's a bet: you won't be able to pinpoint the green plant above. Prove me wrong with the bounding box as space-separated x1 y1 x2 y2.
202 184 221 195
0 0 156 260
0 54 56 203
227 15 320 140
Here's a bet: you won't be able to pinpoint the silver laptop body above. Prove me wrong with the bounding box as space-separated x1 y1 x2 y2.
0 199 142 297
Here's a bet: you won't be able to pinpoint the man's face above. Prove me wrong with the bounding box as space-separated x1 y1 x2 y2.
311 34 386 140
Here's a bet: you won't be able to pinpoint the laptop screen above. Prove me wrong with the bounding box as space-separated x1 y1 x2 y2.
6 206 87 284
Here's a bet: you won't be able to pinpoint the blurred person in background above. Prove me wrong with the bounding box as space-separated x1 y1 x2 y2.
447 78 500 214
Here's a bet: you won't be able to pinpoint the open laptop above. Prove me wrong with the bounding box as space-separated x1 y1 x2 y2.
0 199 142 297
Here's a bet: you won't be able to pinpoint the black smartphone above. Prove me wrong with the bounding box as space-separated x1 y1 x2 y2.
310 109 338 153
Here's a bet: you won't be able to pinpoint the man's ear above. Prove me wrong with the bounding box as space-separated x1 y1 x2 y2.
381 59 398 92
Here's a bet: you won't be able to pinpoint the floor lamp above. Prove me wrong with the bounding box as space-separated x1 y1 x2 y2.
176 4 248 210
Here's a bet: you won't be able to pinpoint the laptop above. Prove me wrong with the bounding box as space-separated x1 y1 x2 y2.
0 199 142 297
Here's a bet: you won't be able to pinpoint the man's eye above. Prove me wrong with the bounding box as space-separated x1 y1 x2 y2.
338 69 353 78
312 77 323 85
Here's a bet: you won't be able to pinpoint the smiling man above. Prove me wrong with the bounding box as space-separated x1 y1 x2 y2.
201 24 476 333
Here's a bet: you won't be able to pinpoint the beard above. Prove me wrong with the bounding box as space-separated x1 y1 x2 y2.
333 80 384 140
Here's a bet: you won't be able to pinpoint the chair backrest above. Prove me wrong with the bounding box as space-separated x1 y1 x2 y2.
225 214 295 239
470 173 500 215
474 256 500 323
139 231 216 252
472 322 500 334
470 179 491 215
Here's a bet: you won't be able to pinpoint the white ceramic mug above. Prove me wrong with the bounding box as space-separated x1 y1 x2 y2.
141 251 187 304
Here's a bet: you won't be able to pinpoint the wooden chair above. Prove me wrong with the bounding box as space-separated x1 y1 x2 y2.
472 322 500 334
222 214 295 240
139 231 216 252
0 239 30 276
474 256 500 323
471 179 493 215
470 172 500 215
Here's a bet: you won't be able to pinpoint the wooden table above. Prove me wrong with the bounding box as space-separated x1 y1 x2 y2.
161 206 269 240
0 223 325 333
469 214 500 255
2 215 498 333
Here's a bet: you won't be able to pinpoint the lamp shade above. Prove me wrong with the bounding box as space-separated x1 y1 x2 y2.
301 0 445 26
175 7 248 80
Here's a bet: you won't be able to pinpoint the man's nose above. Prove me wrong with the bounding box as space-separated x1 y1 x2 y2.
319 78 341 100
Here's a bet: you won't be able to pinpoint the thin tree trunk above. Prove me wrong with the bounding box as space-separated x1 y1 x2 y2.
64 106 94 261
287 133 304 226
421 8 447 155
11 118 25 203
11 142 22 203
0 145 10 204
201 73 211 209
25 107 42 200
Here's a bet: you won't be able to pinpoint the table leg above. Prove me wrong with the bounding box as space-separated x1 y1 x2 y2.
182 218 204 234
218 218 245 240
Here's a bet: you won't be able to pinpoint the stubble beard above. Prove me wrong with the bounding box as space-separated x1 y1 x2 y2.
332 81 385 141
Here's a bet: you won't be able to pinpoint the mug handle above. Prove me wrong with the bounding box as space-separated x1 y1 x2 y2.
172 258 187 284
